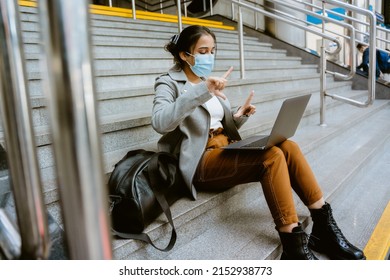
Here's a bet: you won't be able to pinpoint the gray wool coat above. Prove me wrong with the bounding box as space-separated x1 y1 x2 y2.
152 65 248 199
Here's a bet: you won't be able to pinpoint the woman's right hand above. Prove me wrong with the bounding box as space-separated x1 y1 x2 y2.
205 66 233 100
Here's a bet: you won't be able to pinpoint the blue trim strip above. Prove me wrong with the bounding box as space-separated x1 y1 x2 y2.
307 7 345 25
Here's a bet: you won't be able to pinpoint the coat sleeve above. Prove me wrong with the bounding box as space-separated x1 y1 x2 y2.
232 106 249 129
361 49 370 71
152 75 212 134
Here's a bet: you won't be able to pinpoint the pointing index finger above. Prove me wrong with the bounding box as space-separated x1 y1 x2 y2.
222 66 233 79
244 90 254 106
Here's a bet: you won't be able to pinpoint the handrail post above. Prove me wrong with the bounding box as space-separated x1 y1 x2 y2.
0 0 50 259
231 1 235 20
320 1 327 126
177 0 183 32
37 0 112 259
238 2 245 79
132 0 136 19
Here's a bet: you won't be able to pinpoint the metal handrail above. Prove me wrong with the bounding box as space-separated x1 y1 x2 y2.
260 3 349 39
131 0 190 13
302 0 389 50
128 0 183 31
231 0 376 125
322 0 376 110
231 0 342 77
0 0 50 259
269 0 356 81
37 0 112 259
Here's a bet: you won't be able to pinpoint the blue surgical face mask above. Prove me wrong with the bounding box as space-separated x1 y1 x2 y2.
186 52 215 78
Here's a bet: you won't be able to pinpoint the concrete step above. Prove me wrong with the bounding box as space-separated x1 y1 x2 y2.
24 57 313 95
325 137 390 255
299 102 390 258
90 35 271 52
21 35 276 56
23 34 286 58
24 52 304 73
24 71 326 129
12 76 349 158
20 7 242 45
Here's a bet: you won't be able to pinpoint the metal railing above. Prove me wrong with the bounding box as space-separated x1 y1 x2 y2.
0 0 50 260
0 0 113 259
302 1 389 51
317 0 376 124
230 0 377 125
37 0 112 259
232 0 341 77
124 0 213 31
128 0 187 13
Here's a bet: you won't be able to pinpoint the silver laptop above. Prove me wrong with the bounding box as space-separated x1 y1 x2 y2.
223 94 311 150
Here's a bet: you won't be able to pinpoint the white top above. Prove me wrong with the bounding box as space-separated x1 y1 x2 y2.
189 82 224 130
204 95 224 130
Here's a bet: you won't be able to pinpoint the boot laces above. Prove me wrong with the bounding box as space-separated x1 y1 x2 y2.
302 232 317 259
328 209 349 247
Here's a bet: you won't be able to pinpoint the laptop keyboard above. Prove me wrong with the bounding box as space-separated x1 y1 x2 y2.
242 136 269 148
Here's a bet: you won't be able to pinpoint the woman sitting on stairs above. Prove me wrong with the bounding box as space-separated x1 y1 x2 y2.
151 25 365 260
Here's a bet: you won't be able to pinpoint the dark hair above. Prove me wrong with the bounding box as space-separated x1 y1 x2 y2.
165 25 217 68
356 43 366 50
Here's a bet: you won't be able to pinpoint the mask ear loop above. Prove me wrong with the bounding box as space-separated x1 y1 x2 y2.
184 52 196 69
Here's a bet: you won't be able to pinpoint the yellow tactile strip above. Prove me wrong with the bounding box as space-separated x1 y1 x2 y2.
364 201 390 260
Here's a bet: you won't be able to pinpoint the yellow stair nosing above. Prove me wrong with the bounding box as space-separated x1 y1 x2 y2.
134 14 235 30
138 12 224 26
19 0 37 7
91 6 224 26
364 201 390 260
90 9 234 30
90 9 133 18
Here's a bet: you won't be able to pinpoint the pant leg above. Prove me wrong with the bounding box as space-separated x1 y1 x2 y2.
278 140 323 206
193 139 323 228
193 142 299 228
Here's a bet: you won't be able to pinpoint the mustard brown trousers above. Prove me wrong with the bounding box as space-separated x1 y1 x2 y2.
193 132 323 228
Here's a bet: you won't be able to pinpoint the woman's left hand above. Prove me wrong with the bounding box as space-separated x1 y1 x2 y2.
234 90 256 118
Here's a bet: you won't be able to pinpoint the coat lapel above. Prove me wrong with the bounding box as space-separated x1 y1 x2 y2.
218 97 242 141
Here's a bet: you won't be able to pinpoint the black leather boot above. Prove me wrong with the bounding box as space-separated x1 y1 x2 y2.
309 202 366 260
278 224 318 260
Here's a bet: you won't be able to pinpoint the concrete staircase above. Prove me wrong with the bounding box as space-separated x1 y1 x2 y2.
1 4 390 260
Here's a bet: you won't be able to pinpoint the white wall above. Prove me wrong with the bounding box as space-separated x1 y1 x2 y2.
213 0 266 30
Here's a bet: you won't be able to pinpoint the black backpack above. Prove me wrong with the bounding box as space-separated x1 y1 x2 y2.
108 149 185 251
